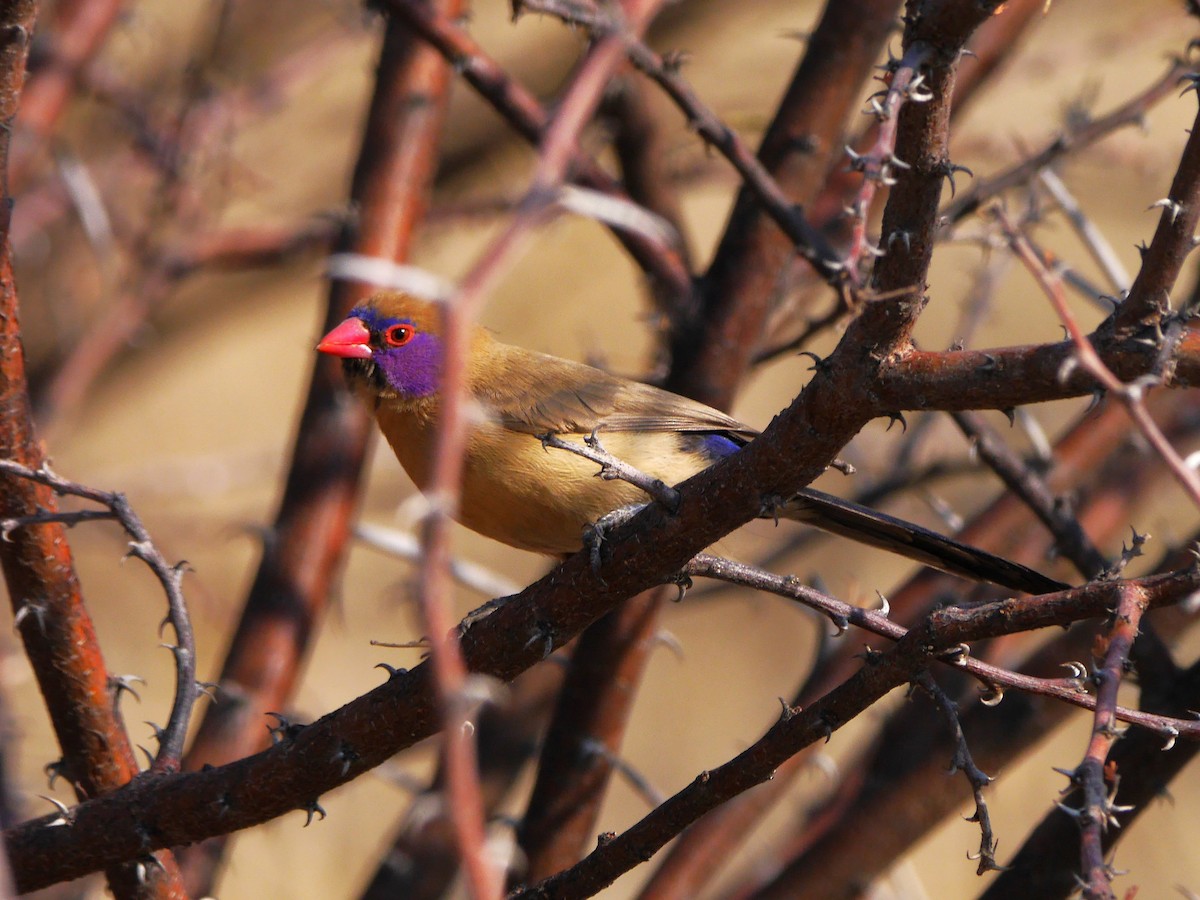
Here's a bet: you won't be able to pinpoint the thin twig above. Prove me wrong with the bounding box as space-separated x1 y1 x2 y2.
842 41 935 280
915 672 999 874
942 57 1193 228
0 460 198 773
952 411 1109 579
1038 169 1130 294
539 432 680 511
996 208 1200 510
518 0 842 282
682 554 1192 738
1066 582 1148 900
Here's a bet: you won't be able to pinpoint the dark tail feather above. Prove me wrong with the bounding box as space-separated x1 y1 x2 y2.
778 488 1068 595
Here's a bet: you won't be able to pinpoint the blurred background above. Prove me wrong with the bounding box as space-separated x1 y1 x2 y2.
7 0 1200 897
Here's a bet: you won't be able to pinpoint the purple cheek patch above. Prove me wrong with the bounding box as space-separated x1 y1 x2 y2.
377 332 442 397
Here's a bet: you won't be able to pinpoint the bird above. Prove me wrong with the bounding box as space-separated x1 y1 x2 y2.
317 292 1066 595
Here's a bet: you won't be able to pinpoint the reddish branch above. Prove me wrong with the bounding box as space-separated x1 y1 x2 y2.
411 3 670 894
11 0 123 189
998 210 1200 507
0 3 187 896
361 661 565 900
381 0 694 307
514 15 692 874
177 4 462 893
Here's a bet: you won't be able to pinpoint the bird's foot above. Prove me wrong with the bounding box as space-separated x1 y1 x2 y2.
583 503 648 575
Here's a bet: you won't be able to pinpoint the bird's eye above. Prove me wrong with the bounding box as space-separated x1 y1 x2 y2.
383 324 414 347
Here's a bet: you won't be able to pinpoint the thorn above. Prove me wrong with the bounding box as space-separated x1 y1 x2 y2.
796 350 827 372
43 758 68 789
38 794 74 827
134 854 165 884
943 163 974 197
979 684 1004 707
777 697 801 721
1161 726 1179 751
302 799 327 827
1055 800 1084 820
667 572 692 602
12 600 47 634
887 230 912 254
196 680 219 700
1061 660 1089 681
266 711 304 744
331 742 359 777
110 674 146 704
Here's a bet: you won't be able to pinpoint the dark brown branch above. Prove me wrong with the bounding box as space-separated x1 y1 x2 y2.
513 570 1200 900
951 411 1109 579
876 328 1200 412
1110 84 1200 334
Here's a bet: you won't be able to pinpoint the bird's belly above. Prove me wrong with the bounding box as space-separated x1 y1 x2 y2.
374 405 706 556
459 429 696 556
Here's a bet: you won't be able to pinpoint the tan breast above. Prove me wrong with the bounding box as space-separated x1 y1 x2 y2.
374 402 707 556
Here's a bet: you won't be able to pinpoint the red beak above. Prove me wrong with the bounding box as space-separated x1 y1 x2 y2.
316 317 372 359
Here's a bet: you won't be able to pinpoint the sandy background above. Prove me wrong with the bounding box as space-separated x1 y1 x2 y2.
7 0 1200 897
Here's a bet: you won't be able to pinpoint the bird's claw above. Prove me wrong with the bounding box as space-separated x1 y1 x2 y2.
583 503 646 576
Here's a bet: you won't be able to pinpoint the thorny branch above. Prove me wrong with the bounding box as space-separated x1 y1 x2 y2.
997 209 1200 509
0 460 198 774
1069 582 1148 900
915 672 999 875
7 564 1200 894
8 2 1200 898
